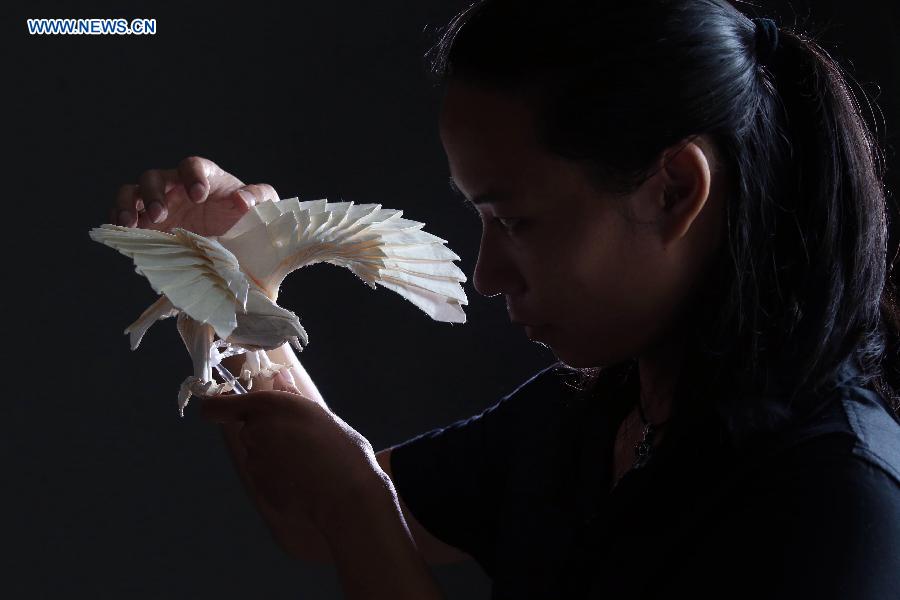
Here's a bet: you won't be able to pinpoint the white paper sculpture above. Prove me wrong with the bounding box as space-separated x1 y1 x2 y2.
89 197 468 415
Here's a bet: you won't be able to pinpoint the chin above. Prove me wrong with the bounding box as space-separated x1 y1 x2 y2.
526 325 608 368
555 356 599 369
545 338 613 369
547 346 601 369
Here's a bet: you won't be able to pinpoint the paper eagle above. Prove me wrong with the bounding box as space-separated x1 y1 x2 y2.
89 197 468 415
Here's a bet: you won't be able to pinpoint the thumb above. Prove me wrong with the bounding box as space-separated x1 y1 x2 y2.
233 183 279 212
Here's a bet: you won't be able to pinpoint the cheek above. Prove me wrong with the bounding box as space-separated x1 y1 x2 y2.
561 228 629 304
552 225 660 327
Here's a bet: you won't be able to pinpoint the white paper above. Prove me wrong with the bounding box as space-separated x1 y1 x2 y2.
89 196 469 413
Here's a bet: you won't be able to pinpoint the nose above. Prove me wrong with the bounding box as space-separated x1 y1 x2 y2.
472 228 526 298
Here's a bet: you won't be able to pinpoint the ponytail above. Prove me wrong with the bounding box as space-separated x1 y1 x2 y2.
754 25 900 418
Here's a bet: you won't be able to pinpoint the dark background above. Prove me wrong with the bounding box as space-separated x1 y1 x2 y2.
3 1 898 598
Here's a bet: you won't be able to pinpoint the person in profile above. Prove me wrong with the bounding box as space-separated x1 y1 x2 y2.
110 0 900 598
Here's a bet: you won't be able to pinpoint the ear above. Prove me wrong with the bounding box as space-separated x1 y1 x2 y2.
657 139 713 243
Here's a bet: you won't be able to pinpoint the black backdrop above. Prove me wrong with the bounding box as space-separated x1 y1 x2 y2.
3 2 898 598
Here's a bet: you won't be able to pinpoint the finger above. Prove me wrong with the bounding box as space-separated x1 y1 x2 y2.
137 209 155 229
272 369 301 395
177 156 218 204
232 183 280 212
137 168 180 224
112 184 140 226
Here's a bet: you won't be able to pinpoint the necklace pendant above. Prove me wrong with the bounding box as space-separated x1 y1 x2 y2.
633 424 655 469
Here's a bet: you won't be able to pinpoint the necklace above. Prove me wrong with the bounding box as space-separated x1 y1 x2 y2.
632 392 672 470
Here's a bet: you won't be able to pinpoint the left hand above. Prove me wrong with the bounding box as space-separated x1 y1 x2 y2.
197 385 386 532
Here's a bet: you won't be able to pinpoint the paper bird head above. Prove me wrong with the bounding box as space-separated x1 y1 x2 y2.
90 197 468 415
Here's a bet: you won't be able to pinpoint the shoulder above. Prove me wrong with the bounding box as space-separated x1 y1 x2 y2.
388 361 580 468
693 390 900 598
478 360 582 421
837 384 900 485
730 384 900 546
757 383 900 489
504 360 580 398
486 359 635 417
715 381 900 541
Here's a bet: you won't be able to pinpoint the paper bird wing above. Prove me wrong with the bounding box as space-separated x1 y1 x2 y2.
89 224 252 339
123 294 179 350
214 198 468 323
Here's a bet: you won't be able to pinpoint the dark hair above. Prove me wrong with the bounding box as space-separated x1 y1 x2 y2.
426 0 900 449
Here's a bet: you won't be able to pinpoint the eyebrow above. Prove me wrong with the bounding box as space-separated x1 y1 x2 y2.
447 177 510 205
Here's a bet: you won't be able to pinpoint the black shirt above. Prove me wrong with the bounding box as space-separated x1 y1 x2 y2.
389 361 900 599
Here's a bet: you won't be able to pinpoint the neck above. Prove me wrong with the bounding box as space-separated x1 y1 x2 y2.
636 334 685 426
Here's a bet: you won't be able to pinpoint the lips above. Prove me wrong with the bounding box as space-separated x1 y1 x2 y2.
507 302 541 326
508 310 532 324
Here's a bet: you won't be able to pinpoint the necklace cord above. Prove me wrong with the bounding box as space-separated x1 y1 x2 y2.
636 391 672 428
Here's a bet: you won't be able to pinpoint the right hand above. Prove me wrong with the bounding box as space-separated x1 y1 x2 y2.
112 157 325 558
108 156 279 237
219 370 333 562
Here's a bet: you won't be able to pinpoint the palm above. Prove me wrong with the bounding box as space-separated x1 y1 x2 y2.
148 172 247 237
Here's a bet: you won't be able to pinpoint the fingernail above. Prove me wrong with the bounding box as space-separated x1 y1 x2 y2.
148 201 166 223
237 189 257 208
190 182 206 202
117 210 133 225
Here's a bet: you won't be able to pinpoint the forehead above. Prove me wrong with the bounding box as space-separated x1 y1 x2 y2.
438 81 546 186
438 80 534 132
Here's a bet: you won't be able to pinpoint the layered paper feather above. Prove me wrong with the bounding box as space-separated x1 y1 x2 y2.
89 197 468 414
